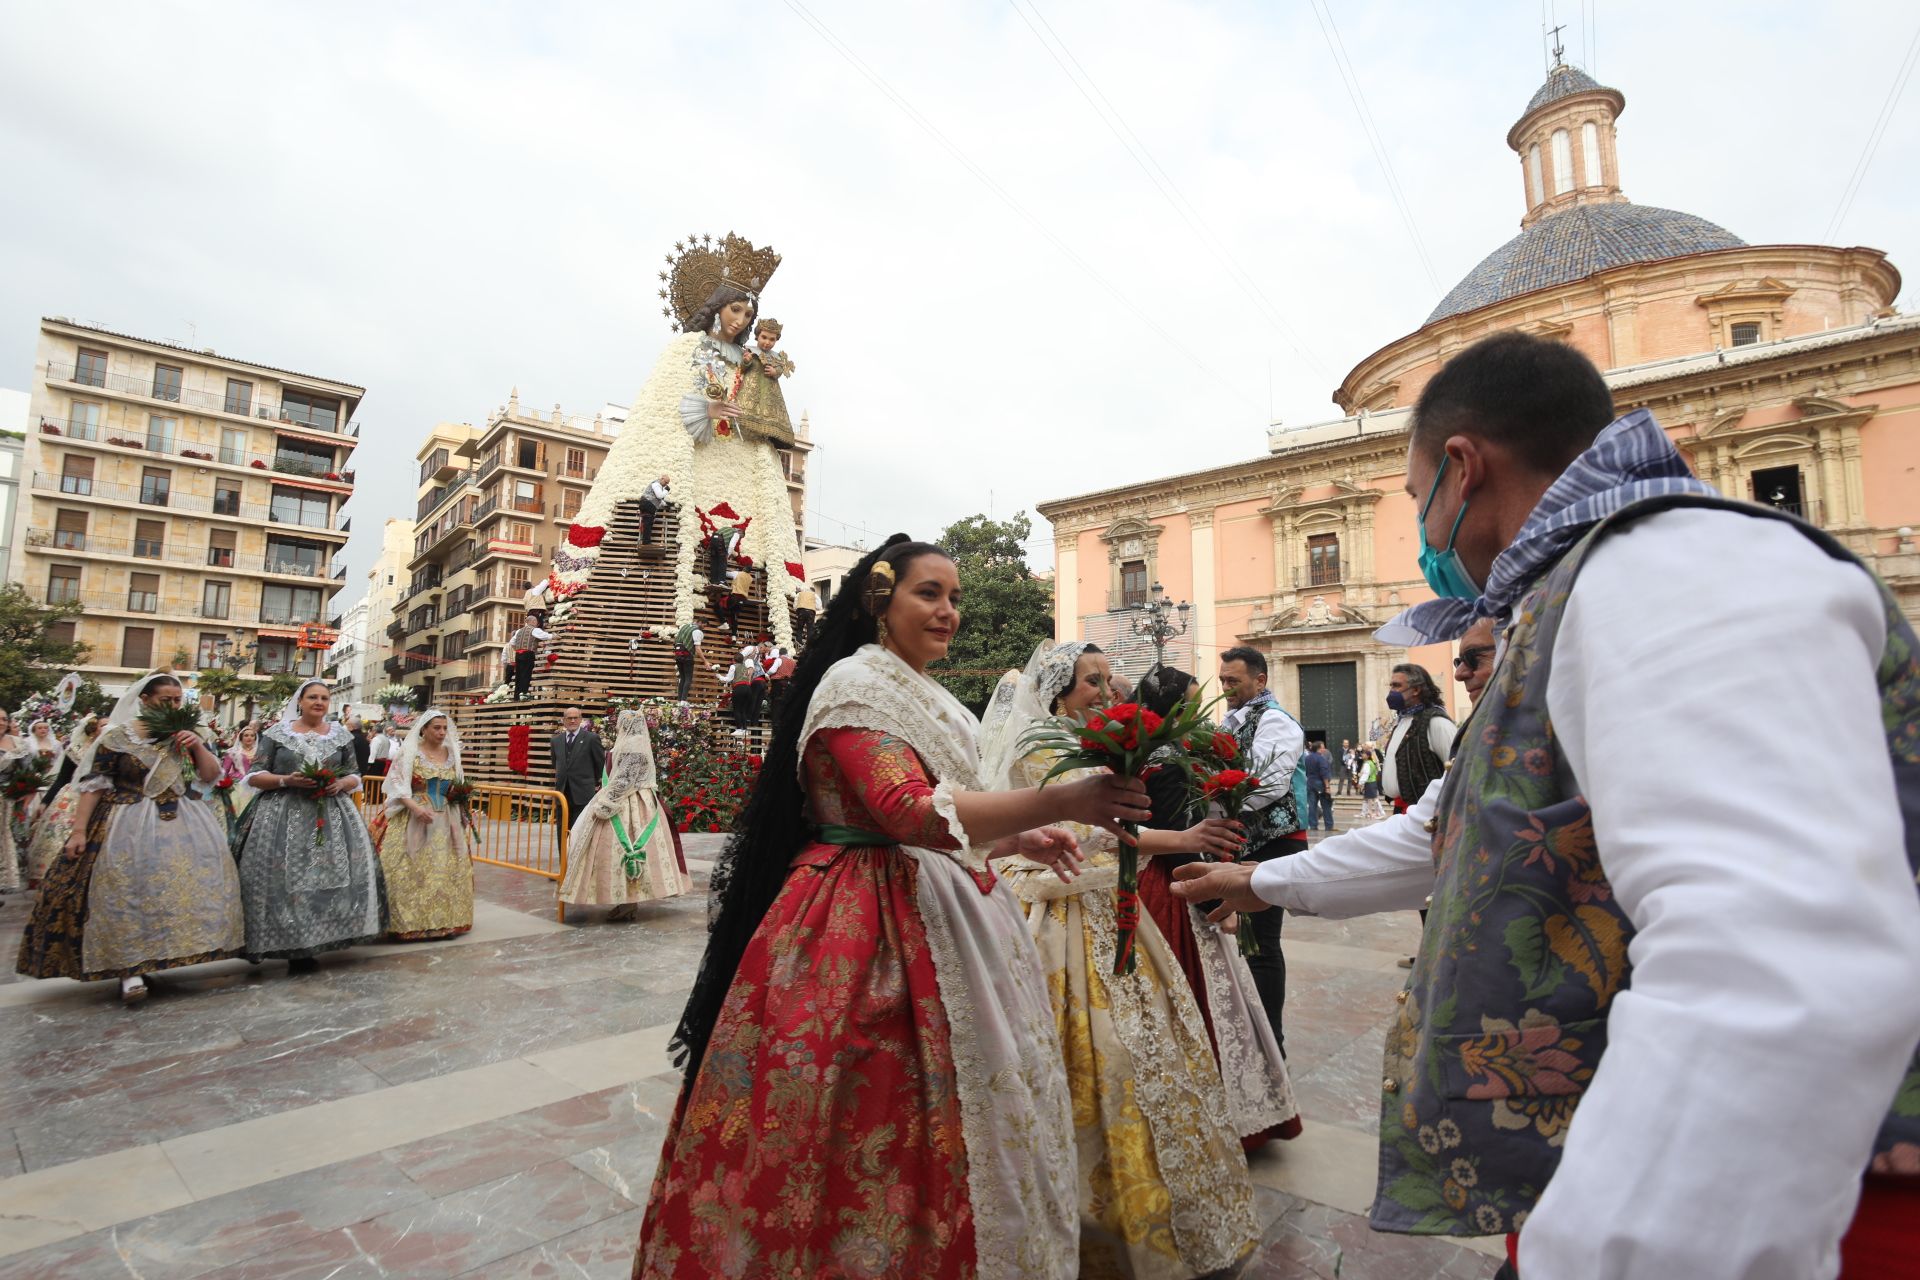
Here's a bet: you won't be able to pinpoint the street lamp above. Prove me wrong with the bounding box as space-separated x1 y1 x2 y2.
1131 581 1191 669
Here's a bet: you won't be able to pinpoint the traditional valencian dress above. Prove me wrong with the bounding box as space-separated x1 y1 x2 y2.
560 709 687 909
234 717 381 959
25 729 98 889
0 736 25 893
378 714 474 941
635 644 1077 1279
16 723 245 981
1000 752 1261 1279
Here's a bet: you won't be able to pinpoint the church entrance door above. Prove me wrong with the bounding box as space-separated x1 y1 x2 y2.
1297 661 1358 752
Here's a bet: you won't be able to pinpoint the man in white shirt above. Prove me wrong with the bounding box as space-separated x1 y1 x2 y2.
1217 644 1307 1056
367 723 396 777
1380 664 1455 812
640 473 672 545
1175 332 1920 1279
507 618 553 701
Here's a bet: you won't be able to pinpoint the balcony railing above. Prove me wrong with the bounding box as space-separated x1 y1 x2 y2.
264 555 331 579
45 361 361 437
556 463 598 482
30 472 351 536
43 588 234 621
476 453 502 484
126 591 159 613
35 417 355 483
259 606 328 627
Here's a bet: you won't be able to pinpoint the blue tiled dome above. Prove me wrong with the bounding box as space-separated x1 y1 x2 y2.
1425 203 1745 325
1523 65 1612 117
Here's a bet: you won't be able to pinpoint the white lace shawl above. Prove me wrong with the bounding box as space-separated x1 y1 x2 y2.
797 643 984 871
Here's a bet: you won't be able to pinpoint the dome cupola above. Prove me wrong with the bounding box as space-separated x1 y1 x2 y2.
1508 61 1628 228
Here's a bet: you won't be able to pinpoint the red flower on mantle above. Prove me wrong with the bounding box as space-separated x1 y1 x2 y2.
507 724 532 774
567 524 606 549
708 501 741 521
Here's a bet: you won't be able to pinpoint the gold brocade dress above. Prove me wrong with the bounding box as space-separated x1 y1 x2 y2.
378 755 474 941
995 755 1258 1280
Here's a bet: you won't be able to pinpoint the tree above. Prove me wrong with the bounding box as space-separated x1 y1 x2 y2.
195 668 249 726
930 512 1056 713
0 585 92 715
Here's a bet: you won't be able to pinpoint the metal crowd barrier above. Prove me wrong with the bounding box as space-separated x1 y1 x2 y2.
358 776 572 922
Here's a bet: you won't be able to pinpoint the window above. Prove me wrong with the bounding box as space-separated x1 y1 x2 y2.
1581 120 1602 188
507 568 532 595
505 521 533 545
1731 321 1762 347
512 479 541 512
220 427 248 466
196 632 227 667
139 466 172 506
1121 560 1149 608
1752 465 1805 518
152 364 183 403
224 379 253 415
256 637 317 675
207 528 236 568
54 509 88 550
561 488 581 519
147 414 177 453
269 486 331 528
266 538 324 576
127 572 160 613
134 519 166 559
59 455 94 496
201 580 231 620
563 447 586 477
274 440 334 477
121 627 155 668
1527 144 1544 205
1308 533 1341 586
515 438 540 469
280 389 340 431
814 579 833 606
418 448 449 485
261 584 323 625
46 620 77 649
68 401 102 440
1550 129 1573 196
74 347 108 388
47 564 81 605
213 481 243 516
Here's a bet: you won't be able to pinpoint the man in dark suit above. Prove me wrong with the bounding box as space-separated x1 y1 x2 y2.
549 706 604 827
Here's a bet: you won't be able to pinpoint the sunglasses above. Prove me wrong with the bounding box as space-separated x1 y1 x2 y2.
1452 645 1496 672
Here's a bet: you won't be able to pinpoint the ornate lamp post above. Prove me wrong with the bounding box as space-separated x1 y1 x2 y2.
1131 581 1191 670
209 629 258 726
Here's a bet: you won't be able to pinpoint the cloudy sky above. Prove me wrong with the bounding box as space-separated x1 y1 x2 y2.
2 1 1914 597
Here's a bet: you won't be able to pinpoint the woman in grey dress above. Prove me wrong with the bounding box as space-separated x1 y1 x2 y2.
233 679 381 971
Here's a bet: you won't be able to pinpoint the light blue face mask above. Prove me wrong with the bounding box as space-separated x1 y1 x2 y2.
1416 455 1481 600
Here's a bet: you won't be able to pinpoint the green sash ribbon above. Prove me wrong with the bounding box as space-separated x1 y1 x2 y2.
602 766 660 880
813 824 895 847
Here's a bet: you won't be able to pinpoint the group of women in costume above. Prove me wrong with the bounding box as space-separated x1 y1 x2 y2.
11 674 484 1002
635 535 1300 1280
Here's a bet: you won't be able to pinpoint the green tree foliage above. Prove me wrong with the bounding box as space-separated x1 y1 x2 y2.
0 585 93 715
931 513 1056 713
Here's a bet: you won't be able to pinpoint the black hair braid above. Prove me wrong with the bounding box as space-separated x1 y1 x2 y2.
1138 665 1194 720
669 534 946 1075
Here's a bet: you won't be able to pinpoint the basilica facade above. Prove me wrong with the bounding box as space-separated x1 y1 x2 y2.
1039 62 1920 750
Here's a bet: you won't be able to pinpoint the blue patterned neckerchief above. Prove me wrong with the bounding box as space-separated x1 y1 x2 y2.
1375 409 1718 647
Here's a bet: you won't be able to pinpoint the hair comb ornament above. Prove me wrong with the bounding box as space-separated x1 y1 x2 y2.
862 559 896 617
658 232 782 330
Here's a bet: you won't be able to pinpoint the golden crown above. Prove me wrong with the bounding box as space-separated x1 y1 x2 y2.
658 232 782 331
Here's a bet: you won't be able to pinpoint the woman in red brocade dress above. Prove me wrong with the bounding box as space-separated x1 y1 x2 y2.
635 537 1154 1280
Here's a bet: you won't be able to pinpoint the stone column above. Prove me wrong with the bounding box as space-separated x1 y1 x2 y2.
1188 508 1217 668
1054 534 1079 642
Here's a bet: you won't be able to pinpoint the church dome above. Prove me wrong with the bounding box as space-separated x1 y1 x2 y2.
1522 65 1612 121
1424 202 1746 325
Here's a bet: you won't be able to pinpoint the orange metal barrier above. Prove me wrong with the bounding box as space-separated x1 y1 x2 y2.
357 776 572 922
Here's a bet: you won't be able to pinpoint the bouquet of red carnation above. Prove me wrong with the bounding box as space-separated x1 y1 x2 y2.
447 777 476 831
1195 762 1288 955
1021 694 1213 974
6 753 51 804
211 775 238 839
298 761 338 846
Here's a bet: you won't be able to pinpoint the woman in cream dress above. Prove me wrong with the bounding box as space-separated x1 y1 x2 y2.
560 709 686 919
378 709 474 941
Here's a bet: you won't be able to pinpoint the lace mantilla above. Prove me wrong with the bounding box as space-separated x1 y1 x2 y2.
799 645 987 870
263 721 352 769
1189 903 1300 1138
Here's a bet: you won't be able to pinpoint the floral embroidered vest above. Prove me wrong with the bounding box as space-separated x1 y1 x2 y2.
1371 495 1920 1238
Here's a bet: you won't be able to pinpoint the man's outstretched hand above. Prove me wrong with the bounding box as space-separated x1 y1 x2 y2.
1171 860 1270 924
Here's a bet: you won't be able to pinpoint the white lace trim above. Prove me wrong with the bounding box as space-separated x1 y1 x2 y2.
1189 904 1301 1138
1076 887 1258 1272
799 645 990 872
997 859 1119 902
910 850 1078 1279
262 721 352 769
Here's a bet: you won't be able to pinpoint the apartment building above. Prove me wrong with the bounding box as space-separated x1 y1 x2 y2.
327 595 370 708
19 318 362 695
379 392 619 699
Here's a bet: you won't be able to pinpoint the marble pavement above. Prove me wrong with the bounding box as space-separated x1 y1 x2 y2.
0 824 1500 1279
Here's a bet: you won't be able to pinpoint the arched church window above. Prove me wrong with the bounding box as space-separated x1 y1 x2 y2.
1527 144 1544 205
1551 129 1574 195
1582 121 1602 187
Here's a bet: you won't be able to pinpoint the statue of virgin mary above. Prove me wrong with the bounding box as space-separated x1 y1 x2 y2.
548 234 801 646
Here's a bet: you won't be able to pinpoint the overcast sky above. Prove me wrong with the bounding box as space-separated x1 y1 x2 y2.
3 1 1914 600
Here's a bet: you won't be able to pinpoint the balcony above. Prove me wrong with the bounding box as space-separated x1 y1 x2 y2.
474 537 543 565
476 453 502 485
38 414 355 482
44 361 361 437
555 463 598 483
42 588 235 623
258 606 328 628
263 554 331 579
31 473 351 538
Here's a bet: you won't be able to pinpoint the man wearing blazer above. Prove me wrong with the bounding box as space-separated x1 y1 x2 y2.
549 706 604 827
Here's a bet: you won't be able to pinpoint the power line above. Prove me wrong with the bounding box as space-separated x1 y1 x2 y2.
1307 0 1442 296
1823 23 1920 244
779 0 1261 412
1005 0 1331 383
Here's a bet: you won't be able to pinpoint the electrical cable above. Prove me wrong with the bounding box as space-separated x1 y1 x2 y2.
1823 23 1920 244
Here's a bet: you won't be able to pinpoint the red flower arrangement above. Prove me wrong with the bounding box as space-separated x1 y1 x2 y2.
507 724 532 774
249 459 268 469
297 761 339 846
1021 695 1212 974
566 524 606 549
1195 761 1287 955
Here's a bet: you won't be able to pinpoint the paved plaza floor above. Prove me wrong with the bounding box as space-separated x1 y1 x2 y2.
0 811 1500 1279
